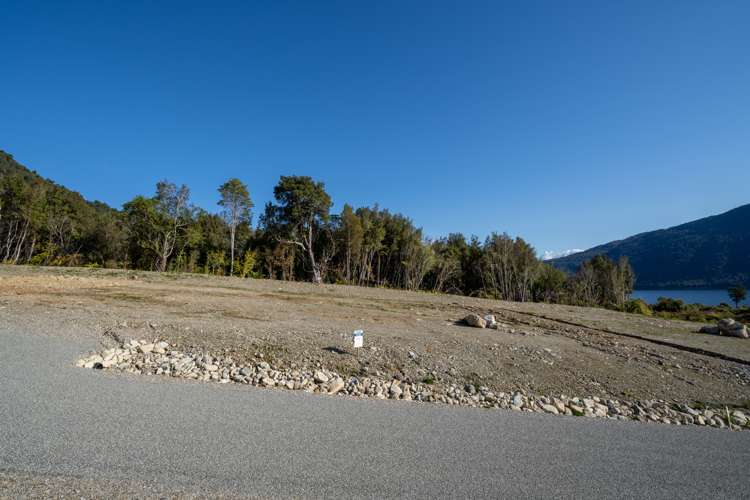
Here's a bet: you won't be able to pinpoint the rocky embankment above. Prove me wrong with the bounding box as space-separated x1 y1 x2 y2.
77 339 750 431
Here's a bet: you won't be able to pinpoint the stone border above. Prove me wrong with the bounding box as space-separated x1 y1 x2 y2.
77 339 750 431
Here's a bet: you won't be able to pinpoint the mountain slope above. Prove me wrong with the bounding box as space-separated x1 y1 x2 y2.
551 204 750 288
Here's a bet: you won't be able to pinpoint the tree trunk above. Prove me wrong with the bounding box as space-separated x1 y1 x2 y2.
230 226 235 275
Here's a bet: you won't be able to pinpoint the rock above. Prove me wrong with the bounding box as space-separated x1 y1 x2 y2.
553 399 566 413
542 404 559 415
593 404 608 417
463 313 486 328
682 405 701 416
699 325 720 335
261 376 275 387
72 337 750 431
718 318 749 339
139 343 155 354
328 378 345 394
512 393 524 407
731 411 748 425
408 351 418 360
569 404 585 416
389 383 403 399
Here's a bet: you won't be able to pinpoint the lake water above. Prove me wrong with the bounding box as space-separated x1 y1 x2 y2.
632 289 748 307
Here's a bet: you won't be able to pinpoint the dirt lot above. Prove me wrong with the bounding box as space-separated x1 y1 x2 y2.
2 265 749 407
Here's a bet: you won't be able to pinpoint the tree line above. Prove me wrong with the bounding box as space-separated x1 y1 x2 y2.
0 152 635 309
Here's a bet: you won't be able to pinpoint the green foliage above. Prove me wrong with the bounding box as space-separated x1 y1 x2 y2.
239 249 258 278
533 264 568 303
624 298 652 316
265 176 333 284
205 250 226 275
653 297 685 313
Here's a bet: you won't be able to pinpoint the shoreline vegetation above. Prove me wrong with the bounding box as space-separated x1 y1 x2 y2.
1 149 747 325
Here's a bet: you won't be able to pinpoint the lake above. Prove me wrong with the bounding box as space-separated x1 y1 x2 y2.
632 289 748 307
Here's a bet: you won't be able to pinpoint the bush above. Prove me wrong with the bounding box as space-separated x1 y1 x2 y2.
624 299 652 316
653 297 685 313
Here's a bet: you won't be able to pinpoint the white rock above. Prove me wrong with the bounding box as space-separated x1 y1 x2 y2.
328 378 345 394
542 404 559 415
389 383 403 399
139 343 155 354
463 314 486 328
261 377 275 387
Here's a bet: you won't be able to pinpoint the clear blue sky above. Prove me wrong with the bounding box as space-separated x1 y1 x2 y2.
2 1 748 256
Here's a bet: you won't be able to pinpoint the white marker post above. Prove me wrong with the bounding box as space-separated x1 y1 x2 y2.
352 329 364 348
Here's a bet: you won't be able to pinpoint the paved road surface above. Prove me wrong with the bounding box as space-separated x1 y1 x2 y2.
1 329 749 498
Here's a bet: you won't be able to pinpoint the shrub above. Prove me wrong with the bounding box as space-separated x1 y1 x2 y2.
653 297 685 313
624 299 652 316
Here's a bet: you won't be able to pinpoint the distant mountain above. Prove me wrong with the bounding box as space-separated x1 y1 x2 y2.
550 204 750 289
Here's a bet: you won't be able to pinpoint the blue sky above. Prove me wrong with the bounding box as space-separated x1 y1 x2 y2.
2 1 748 256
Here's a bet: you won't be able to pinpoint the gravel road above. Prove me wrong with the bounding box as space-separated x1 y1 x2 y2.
2 328 749 498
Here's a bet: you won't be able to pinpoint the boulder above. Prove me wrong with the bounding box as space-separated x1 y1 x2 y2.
463 313 486 328
718 318 749 339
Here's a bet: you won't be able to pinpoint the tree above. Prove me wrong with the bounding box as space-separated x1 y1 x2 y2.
218 178 253 275
267 176 332 284
480 233 539 302
533 263 567 303
338 204 363 283
123 181 192 272
728 285 747 309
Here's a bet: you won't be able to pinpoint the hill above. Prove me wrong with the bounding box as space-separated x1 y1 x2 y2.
1 150 102 206
0 150 120 265
551 204 750 288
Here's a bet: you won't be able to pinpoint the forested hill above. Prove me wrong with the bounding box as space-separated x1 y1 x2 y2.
0 150 121 265
0 150 37 180
0 150 114 213
550 204 750 288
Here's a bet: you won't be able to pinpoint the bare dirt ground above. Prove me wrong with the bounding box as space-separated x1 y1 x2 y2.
2 265 749 407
